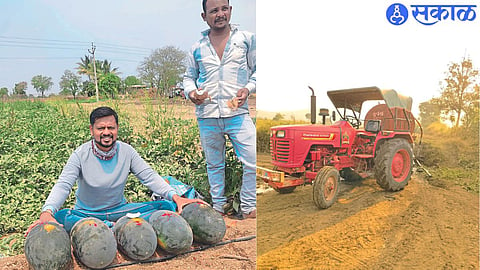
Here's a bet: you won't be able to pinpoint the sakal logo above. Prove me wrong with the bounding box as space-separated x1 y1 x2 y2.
386 3 409 25
387 3 477 25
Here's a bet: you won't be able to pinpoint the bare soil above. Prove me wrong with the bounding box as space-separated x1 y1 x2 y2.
256 152 479 269
0 217 256 270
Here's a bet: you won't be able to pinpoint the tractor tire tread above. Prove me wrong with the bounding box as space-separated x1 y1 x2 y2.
313 166 339 209
374 138 413 191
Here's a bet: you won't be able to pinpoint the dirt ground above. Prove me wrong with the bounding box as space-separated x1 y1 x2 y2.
0 217 256 270
256 153 479 269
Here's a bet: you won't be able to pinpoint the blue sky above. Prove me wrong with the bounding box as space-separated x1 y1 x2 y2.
0 0 256 96
1 0 478 117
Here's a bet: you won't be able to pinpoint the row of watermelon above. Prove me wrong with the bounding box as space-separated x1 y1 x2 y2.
25 203 226 269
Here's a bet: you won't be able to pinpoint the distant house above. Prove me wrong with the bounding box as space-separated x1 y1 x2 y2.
126 84 147 94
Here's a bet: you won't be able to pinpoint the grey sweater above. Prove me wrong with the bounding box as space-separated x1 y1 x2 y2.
42 141 176 213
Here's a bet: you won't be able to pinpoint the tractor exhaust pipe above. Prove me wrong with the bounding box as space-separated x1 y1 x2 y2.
308 86 316 124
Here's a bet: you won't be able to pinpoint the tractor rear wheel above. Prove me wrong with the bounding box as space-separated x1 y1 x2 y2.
313 166 339 209
374 139 413 191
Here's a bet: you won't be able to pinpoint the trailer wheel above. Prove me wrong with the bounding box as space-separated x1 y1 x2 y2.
374 138 413 191
313 166 339 209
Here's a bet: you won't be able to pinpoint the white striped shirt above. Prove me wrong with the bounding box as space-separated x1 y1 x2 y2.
183 24 256 118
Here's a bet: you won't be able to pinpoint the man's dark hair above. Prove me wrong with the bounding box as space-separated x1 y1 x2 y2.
202 0 229 13
90 106 118 126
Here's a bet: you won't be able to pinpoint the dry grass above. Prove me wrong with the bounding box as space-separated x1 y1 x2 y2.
73 98 196 136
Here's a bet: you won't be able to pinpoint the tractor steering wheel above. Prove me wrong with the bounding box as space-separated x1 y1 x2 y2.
345 115 360 128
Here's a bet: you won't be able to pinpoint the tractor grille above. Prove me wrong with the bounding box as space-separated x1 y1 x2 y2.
270 138 291 163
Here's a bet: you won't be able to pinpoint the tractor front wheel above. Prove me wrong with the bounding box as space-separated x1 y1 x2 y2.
313 166 339 209
374 139 413 191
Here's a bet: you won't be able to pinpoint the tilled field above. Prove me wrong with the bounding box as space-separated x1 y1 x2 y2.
256 153 479 269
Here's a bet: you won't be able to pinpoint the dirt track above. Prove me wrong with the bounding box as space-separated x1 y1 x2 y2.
257 153 479 269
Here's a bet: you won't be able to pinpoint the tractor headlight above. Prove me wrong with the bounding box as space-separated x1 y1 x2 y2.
270 130 274 137
276 130 285 138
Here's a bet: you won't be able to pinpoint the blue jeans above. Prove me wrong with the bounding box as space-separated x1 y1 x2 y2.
197 114 256 214
55 200 176 233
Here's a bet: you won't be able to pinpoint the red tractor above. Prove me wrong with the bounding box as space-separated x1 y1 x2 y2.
257 86 423 209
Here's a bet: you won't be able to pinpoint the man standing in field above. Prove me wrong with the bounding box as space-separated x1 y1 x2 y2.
27 106 202 233
183 0 256 219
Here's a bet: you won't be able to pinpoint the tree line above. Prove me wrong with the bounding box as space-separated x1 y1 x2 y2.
0 45 186 99
419 57 479 136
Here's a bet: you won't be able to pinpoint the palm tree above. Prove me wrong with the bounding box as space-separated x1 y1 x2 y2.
98 60 120 76
76 55 93 80
77 56 121 84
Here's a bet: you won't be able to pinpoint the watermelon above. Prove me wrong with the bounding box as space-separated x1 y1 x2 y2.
149 210 193 254
113 215 157 261
24 222 72 270
70 217 117 269
180 203 226 244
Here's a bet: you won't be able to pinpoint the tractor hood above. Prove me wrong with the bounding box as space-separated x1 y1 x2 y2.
327 86 413 112
272 122 352 146
273 123 339 134
272 122 352 144
270 122 356 167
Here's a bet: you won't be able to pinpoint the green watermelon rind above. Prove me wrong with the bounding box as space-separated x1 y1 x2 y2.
149 210 193 254
180 203 226 245
113 216 157 261
24 222 72 270
70 217 117 269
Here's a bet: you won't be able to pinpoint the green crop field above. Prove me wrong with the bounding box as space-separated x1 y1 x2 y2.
0 98 243 256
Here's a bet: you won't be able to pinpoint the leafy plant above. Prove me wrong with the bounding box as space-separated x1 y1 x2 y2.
0 98 244 256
